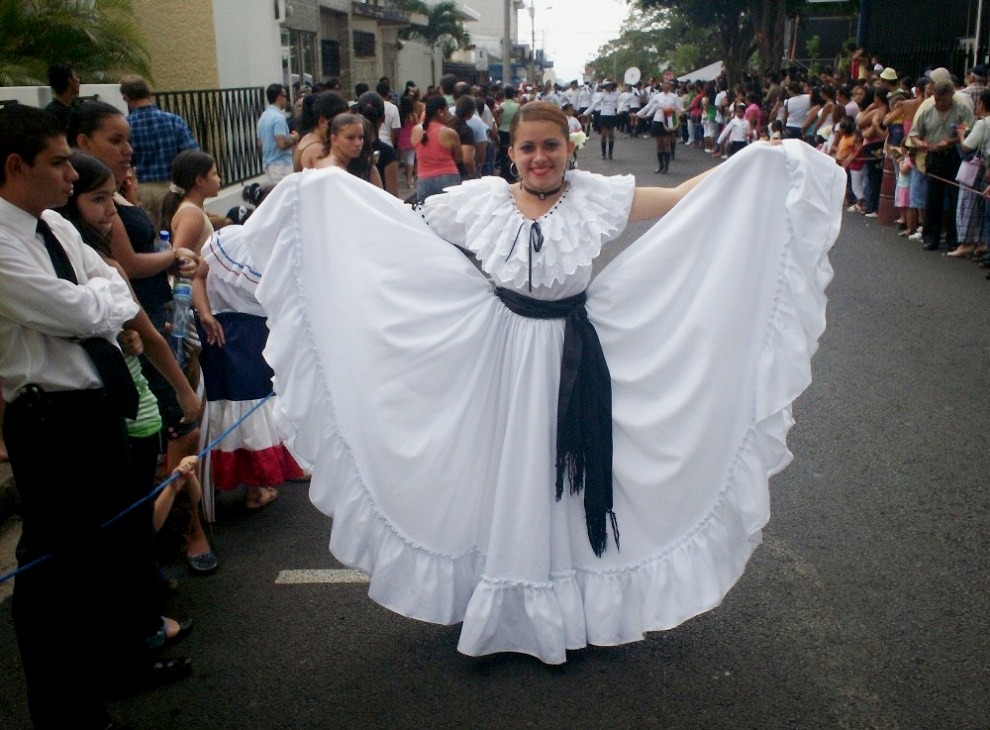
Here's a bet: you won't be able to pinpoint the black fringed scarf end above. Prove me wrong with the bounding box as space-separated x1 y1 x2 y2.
497 286 619 558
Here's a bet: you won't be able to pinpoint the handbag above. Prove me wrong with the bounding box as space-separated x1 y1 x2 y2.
956 157 981 188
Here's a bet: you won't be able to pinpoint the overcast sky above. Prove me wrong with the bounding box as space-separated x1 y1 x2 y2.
521 0 630 83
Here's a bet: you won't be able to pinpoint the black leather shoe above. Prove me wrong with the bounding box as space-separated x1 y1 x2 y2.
111 655 192 695
146 656 192 685
922 241 940 251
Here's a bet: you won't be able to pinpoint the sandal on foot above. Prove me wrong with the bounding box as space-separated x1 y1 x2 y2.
245 486 278 510
164 616 194 645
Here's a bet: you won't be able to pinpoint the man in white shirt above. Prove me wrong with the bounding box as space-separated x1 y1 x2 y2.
564 80 581 109
712 83 729 153
0 105 184 728
782 80 811 139
376 80 401 147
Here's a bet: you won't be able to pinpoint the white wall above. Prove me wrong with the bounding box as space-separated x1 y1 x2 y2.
1 84 127 115
0 87 48 108
212 0 283 88
397 39 443 89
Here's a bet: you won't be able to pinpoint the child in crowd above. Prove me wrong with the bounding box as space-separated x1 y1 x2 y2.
717 103 754 157
769 119 784 141
562 102 583 169
833 117 865 211
702 96 716 151
56 150 200 668
161 150 222 258
192 214 306 512
892 147 914 235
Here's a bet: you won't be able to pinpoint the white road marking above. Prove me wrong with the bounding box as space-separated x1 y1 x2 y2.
275 569 370 584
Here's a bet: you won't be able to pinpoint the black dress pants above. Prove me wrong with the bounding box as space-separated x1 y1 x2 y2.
924 150 962 248
5 387 160 729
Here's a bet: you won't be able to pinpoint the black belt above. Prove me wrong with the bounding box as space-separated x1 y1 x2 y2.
13 383 112 410
495 287 619 557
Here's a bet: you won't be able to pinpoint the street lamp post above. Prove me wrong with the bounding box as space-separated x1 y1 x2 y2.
528 2 551 87
529 1 535 85
503 0 512 84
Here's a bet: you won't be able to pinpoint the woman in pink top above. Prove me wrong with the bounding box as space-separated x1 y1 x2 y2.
411 95 462 203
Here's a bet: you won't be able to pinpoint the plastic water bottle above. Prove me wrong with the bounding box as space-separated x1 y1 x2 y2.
170 276 193 367
154 229 171 253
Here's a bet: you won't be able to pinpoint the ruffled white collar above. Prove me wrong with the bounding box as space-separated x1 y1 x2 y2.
422 170 635 290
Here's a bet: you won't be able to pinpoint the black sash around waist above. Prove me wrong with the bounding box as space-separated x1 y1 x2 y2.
495 287 619 557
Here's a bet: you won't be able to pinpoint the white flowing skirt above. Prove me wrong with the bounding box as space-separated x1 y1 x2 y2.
249 141 845 664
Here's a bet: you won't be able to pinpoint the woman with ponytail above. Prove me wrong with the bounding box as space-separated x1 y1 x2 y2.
160 150 221 257
410 95 462 203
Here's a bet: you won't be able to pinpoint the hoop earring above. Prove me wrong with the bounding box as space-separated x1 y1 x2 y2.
509 162 519 178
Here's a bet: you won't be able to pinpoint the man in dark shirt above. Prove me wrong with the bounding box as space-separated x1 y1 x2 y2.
43 62 80 129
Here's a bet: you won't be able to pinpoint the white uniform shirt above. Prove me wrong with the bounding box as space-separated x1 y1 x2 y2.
618 91 632 114
577 87 592 111
718 115 753 144
0 198 139 400
586 91 620 117
639 92 681 124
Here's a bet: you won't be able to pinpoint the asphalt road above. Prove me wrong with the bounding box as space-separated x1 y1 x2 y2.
1 136 988 729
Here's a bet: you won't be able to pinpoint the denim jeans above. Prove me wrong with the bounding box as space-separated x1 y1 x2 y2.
417 173 462 204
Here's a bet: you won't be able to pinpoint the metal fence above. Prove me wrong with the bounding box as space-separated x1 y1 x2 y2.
154 87 266 186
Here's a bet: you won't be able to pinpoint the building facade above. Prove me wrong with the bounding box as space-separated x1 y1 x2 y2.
131 0 440 94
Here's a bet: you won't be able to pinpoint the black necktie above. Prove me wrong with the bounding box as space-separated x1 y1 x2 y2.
37 219 139 419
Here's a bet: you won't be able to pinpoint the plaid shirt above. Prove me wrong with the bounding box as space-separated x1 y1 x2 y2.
128 104 199 182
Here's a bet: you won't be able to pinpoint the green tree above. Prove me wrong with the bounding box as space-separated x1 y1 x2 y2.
398 0 472 83
636 0 754 84
588 5 719 81
635 0 814 84
0 0 151 87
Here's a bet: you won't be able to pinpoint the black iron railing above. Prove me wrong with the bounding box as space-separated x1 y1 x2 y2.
155 87 266 185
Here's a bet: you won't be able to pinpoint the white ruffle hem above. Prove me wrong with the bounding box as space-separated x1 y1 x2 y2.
245 141 845 664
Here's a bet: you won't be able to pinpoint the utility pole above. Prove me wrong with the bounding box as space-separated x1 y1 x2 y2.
503 0 512 84
529 1 535 85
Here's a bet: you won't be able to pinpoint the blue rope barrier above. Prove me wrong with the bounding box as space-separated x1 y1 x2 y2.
0 391 276 586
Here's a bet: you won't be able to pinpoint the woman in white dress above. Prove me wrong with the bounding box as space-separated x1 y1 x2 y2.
245 102 846 665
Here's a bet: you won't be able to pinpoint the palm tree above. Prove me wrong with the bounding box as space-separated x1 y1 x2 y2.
0 0 151 87
398 0 472 84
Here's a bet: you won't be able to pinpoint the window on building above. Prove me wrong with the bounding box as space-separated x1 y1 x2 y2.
321 39 340 77
353 30 376 58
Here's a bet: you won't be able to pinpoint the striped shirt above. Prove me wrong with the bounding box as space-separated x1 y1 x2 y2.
125 353 162 438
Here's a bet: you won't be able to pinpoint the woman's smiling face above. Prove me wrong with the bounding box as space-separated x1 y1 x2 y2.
508 119 573 192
